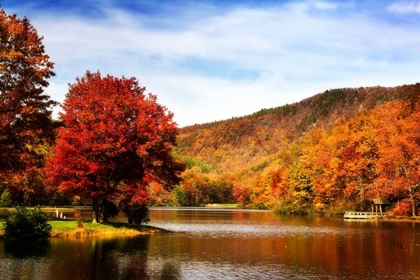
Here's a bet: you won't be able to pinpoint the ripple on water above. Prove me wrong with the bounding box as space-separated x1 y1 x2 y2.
145 257 318 280
148 219 367 239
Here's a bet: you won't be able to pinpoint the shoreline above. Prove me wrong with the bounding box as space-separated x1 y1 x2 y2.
0 220 169 239
1 214 419 239
380 216 420 223
340 215 420 223
50 225 165 238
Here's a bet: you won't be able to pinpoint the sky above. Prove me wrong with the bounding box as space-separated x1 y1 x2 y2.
3 0 420 127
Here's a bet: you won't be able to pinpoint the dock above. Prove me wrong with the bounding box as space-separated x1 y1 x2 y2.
344 211 387 219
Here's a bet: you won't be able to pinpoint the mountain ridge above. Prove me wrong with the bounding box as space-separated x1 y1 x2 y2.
169 83 420 213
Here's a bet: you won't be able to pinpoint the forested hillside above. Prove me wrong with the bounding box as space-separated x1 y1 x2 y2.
168 83 420 216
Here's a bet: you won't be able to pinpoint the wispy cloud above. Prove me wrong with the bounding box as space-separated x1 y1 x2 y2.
4 1 420 126
387 1 420 14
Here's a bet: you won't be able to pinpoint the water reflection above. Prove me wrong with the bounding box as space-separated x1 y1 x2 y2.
0 235 185 280
146 209 420 279
160 262 181 280
4 239 50 259
0 209 419 279
0 237 152 280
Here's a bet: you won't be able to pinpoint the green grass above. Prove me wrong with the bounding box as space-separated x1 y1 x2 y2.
49 220 148 231
0 219 154 231
49 220 165 237
49 220 81 231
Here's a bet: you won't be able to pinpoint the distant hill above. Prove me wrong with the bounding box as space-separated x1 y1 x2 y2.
171 83 420 215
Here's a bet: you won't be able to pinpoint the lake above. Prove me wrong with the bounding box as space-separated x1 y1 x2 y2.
1 207 420 279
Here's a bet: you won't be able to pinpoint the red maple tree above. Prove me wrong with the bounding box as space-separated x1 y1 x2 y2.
0 9 56 204
46 71 185 223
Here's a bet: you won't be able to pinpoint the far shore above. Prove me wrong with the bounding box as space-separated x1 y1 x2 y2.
380 215 420 223
339 215 420 223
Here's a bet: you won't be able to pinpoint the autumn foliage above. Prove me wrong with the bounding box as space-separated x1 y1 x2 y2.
2 8 420 218
0 9 56 204
46 71 185 223
176 84 420 215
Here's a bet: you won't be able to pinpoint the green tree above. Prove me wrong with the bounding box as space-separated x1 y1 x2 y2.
4 207 52 239
0 188 12 207
289 161 314 210
172 186 187 206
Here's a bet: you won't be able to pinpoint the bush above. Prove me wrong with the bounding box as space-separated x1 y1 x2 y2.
272 202 312 215
4 207 52 239
0 188 13 207
389 199 413 216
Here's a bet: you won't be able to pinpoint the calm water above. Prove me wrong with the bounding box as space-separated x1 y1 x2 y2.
0 208 420 279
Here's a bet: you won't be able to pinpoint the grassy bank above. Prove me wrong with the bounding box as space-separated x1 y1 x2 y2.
380 215 420 222
204 203 238 208
0 220 167 238
50 220 166 238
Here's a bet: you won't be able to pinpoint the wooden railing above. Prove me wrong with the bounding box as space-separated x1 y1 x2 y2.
344 211 387 219
0 206 92 219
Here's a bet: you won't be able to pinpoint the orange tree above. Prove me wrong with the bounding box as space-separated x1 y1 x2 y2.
0 9 56 204
374 101 420 216
46 71 185 223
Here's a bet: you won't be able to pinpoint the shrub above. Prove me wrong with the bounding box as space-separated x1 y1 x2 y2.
0 188 13 207
272 202 295 214
389 199 413 216
4 207 52 239
272 202 313 215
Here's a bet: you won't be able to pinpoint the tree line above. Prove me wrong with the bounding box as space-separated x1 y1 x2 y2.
176 85 420 216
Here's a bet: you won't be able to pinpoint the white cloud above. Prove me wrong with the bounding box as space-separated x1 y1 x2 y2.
313 1 339 10
13 1 420 126
387 1 420 14
43 81 68 119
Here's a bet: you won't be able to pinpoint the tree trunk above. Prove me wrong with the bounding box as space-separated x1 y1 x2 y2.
408 187 416 217
92 199 105 223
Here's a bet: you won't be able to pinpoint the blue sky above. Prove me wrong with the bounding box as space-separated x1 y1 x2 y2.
3 0 420 126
